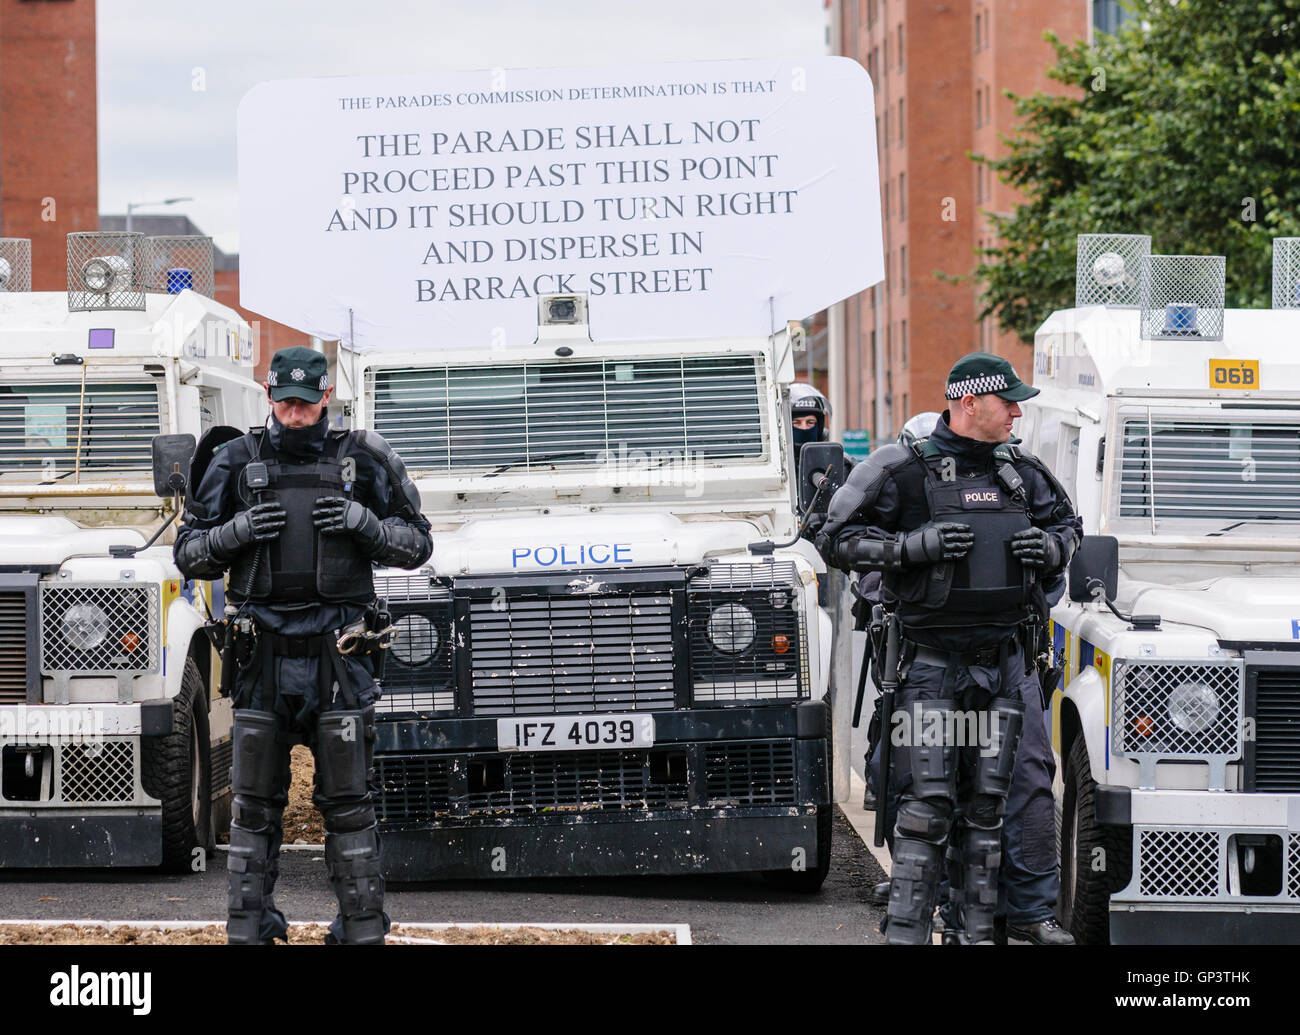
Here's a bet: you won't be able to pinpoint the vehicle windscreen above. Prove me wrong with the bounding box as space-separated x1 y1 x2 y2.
368 355 767 477
1118 410 1300 529
0 381 161 481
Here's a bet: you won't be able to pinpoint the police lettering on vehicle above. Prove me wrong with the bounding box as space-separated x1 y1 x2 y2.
511 542 633 568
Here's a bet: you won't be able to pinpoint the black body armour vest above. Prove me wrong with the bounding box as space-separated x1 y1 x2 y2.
228 429 375 605
884 439 1034 633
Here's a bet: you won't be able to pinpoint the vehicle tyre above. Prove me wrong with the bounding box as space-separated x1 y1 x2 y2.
1059 733 1131 944
141 657 212 873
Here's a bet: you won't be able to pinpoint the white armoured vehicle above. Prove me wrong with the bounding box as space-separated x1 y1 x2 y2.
0 232 263 869
338 295 843 889
1022 233 1300 943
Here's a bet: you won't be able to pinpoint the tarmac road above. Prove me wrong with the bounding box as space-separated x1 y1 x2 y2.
0 809 886 945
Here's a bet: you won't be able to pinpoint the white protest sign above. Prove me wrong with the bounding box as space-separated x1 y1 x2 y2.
237 58 881 350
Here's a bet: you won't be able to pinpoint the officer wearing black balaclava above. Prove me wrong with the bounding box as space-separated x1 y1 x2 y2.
790 382 830 463
816 354 1081 945
174 346 432 945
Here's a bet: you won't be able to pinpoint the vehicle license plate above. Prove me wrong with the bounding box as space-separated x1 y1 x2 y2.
497 714 655 751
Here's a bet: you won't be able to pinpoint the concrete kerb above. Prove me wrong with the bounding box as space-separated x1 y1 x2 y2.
0 918 693 944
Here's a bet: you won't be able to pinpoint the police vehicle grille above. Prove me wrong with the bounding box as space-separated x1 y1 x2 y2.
1251 668 1300 791
688 564 808 702
465 750 687 814
375 755 452 824
704 742 796 805
211 736 233 792
375 575 454 713
0 591 28 703
374 750 689 821
1289 838 1300 899
1137 828 1220 898
40 583 159 675
367 355 766 475
60 740 136 804
469 592 674 715
1111 660 1241 759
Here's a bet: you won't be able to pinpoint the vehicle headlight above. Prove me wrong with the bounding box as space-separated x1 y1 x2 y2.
61 603 110 650
1167 681 1219 733
706 603 756 654
391 614 437 666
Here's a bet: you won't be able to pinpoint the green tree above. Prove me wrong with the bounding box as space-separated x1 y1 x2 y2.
977 0 1300 342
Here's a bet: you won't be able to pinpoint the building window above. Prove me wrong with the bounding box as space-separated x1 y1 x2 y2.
901 320 908 368
976 89 983 127
898 98 904 144
902 393 909 419
870 328 878 374
883 108 890 147
883 38 889 75
884 179 891 217
975 11 982 50
898 24 904 69
899 245 907 294
899 171 906 220
868 0 877 27
1093 0 1130 35
871 46 878 80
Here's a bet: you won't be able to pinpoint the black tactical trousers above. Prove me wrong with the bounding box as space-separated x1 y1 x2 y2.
227 635 388 945
883 643 1029 944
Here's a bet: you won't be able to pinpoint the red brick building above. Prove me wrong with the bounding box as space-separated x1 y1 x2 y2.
0 0 99 290
828 0 1093 443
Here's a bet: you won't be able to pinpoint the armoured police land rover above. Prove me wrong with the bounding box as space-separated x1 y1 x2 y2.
1024 233 1300 943
337 295 841 889
0 232 263 869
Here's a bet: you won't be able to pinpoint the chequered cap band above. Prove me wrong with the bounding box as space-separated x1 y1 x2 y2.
265 369 327 390
266 370 329 390
946 373 1008 399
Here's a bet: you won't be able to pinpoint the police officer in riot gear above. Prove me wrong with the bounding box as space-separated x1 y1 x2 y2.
790 382 831 463
817 354 1081 945
174 346 432 945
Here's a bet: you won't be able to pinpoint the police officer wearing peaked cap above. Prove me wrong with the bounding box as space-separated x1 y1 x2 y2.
174 345 432 945
816 353 1081 945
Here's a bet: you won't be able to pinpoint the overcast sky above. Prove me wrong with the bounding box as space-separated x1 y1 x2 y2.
97 0 829 254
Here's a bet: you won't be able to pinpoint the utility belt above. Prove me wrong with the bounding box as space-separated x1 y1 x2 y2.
870 614 1057 706
214 599 397 705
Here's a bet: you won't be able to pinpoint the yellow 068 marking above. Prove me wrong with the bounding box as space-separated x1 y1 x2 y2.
1209 358 1259 390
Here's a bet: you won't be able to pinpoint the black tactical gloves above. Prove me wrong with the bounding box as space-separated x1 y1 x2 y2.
312 497 385 552
900 522 975 566
209 502 288 560
1009 526 1063 572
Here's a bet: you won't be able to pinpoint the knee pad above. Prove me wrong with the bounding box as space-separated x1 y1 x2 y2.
973 698 1024 798
315 708 373 802
231 710 284 799
319 800 376 836
895 796 953 844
